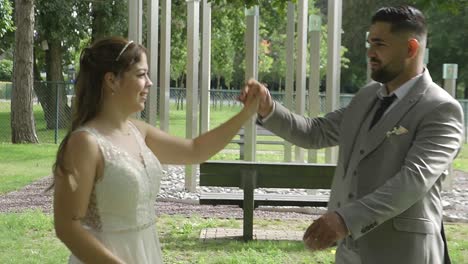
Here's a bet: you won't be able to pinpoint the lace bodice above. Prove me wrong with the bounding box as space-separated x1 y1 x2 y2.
74 123 164 233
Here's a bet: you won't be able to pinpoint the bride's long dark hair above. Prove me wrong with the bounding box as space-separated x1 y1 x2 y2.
50 37 146 187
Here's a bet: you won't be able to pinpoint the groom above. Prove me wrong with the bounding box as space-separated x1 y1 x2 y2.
242 5 463 264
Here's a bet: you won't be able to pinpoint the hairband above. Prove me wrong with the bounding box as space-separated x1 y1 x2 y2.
115 40 134 61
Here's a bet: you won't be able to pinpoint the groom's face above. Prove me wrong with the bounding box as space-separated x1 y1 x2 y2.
367 22 408 84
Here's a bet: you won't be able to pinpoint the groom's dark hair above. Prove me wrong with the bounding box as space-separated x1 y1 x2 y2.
372 5 427 44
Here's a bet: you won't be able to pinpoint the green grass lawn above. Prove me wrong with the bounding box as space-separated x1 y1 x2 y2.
0 143 57 194
0 211 466 264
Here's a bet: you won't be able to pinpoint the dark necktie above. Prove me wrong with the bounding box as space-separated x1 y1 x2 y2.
369 94 397 129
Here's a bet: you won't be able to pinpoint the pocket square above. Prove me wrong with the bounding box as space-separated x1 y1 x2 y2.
386 125 408 138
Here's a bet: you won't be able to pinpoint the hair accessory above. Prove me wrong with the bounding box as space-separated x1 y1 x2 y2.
115 40 134 61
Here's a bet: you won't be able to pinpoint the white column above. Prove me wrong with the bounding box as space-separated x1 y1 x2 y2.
442 63 458 191
128 0 143 119
294 0 308 163
185 0 200 191
244 6 259 161
200 0 211 133
284 2 295 162
128 0 143 44
159 0 172 132
423 48 429 67
325 0 342 164
146 0 159 126
366 31 371 84
308 15 321 163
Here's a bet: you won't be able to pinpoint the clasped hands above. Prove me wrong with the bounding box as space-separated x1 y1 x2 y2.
239 79 274 117
303 211 349 251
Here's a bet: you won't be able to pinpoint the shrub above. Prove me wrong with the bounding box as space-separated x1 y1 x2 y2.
0 59 13 81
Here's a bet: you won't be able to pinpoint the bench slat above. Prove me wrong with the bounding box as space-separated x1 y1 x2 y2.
231 140 283 145
200 192 329 207
200 161 335 189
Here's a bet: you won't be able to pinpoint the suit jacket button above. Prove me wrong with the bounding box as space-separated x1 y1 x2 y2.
337 202 341 208
348 193 354 199
360 149 365 155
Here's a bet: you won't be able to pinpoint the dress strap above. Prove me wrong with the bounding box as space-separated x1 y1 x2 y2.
72 126 111 161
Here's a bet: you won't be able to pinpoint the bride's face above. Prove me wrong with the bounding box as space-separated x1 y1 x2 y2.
113 53 153 113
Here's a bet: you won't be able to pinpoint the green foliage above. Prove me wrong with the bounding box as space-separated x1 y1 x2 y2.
209 0 298 11
170 1 188 86
89 0 128 41
413 0 468 15
0 0 14 38
0 0 14 56
423 4 468 96
35 0 90 41
34 0 95 71
211 4 244 87
258 40 274 79
0 59 13 81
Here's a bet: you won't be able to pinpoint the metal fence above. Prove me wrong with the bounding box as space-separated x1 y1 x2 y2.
169 88 354 113
0 82 467 143
0 81 74 144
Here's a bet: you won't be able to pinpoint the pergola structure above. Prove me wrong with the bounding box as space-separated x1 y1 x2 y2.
128 0 343 191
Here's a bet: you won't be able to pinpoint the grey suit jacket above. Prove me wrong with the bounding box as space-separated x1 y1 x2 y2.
261 70 464 264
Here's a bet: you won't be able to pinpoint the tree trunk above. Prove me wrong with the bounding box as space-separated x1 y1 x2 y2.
279 76 283 92
44 39 71 129
32 47 50 122
11 0 38 143
91 1 107 42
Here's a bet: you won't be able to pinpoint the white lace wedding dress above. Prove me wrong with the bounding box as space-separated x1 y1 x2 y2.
69 123 164 263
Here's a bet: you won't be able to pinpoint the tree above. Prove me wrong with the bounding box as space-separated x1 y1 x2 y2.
423 4 468 98
11 0 38 143
170 0 188 88
259 1 349 91
210 0 298 10
34 0 91 129
90 0 127 42
211 3 243 89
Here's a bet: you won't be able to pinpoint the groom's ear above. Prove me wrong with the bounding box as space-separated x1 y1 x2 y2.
407 38 420 59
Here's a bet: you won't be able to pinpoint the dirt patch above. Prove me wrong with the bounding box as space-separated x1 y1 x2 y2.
0 170 466 223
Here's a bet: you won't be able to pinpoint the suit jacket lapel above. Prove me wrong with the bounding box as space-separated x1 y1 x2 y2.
363 72 431 157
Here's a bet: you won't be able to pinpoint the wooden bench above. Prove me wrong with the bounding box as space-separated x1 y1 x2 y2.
199 161 335 241
232 126 284 160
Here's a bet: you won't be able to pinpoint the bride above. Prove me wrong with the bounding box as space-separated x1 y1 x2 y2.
52 37 260 263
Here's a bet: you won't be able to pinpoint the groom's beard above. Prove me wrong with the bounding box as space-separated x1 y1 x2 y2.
370 58 402 84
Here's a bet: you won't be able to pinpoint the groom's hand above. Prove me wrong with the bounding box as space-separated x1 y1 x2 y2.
303 212 349 251
239 79 273 118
